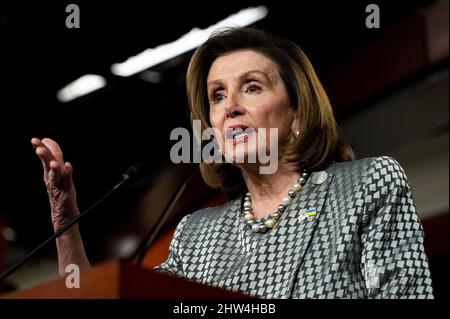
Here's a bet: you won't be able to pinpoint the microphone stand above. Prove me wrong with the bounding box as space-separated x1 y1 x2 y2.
0 165 140 281
132 166 197 266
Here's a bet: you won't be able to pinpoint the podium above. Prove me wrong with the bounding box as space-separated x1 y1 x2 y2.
0 260 250 299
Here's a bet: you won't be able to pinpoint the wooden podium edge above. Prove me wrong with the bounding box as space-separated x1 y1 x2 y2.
0 260 251 299
119 262 251 299
1 260 121 299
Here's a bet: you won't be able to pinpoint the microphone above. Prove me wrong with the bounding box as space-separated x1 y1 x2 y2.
120 163 145 184
0 163 146 281
132 166 197 266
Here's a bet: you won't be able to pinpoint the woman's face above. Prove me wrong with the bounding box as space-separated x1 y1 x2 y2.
207 49 296 164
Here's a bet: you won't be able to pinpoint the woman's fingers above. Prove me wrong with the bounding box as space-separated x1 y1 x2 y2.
32 138 64 162
41 138 64 162
31 137 42 149
49 160 63 188
32 138 70 189
31 137 64 172
62 162 74 191
34 145 54 173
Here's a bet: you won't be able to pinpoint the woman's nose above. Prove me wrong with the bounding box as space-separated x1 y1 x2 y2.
224 93 244 118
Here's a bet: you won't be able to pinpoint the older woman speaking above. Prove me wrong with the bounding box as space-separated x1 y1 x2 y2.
31 27 433 299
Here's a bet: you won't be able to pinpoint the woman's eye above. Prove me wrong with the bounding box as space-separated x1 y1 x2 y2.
212 93 225 103
246 84 262 94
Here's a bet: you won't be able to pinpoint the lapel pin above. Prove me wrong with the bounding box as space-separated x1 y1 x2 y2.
297 208 317 223
311 171 328 185
306 209 317 221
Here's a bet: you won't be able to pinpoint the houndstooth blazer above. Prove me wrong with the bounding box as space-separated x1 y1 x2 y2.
155 156 434 299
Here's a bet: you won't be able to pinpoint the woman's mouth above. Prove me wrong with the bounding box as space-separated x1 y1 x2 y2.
225 125 254 145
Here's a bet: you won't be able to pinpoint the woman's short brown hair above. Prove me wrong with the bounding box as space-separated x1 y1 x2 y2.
186 27 354 195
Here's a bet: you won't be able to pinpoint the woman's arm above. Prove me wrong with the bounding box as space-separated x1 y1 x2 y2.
360 156 434 299
32 137 91 276
55 224 91 276
153 214 191 276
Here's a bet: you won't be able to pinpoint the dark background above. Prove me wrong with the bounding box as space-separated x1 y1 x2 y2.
0 0 447 298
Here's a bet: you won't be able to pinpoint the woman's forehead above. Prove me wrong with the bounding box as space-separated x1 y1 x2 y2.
207 49 279 84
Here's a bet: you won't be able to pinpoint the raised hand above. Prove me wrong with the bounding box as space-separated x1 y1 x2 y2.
31 137 79 232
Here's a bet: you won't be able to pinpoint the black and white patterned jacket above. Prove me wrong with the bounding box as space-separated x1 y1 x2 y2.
155 156 434 299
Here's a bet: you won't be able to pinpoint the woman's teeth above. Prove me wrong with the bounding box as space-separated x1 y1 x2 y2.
232 129 246 138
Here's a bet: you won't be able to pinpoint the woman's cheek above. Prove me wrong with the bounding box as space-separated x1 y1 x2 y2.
209 116 224 150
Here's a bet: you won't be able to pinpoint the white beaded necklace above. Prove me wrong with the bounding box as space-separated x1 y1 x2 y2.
242 171 310 233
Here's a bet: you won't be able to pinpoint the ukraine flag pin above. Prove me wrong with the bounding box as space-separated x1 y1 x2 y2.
298 208 317 223
306 209 317 221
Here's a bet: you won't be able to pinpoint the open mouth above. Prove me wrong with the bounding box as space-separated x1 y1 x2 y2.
225 125 254 144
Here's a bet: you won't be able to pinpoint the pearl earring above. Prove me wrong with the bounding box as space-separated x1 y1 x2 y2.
294 130 300 138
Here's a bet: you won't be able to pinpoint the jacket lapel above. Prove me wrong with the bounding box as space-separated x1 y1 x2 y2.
269 169 334 297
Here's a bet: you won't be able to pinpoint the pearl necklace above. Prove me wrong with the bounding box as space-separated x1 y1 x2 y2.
243 171 310 233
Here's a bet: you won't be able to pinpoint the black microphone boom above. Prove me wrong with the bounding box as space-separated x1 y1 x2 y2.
0 163 145 281
132 166 196 266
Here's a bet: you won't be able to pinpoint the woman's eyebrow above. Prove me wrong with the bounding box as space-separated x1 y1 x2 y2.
207 79 223 88
207 69 275 88
239 70 274 83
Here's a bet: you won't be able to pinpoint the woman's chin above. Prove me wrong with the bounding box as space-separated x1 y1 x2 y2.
224 151 259 165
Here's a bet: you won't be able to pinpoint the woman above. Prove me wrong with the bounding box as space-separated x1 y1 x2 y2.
31 27 433 299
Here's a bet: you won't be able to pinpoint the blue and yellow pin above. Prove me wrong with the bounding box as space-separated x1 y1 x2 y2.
297 208 317 223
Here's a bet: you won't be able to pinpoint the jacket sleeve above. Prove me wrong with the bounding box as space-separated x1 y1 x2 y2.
359 156 434 299
153 214 191 277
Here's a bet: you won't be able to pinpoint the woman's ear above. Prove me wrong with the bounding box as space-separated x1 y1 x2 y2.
291 112 300 138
